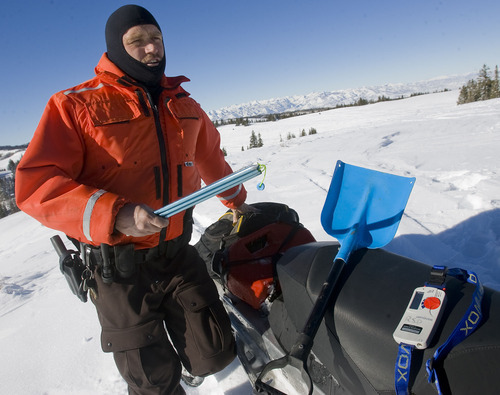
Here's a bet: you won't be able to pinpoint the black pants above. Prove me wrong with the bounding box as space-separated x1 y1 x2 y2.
91 244 236 394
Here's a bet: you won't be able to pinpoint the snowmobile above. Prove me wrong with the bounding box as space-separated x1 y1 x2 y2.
195 161 500 395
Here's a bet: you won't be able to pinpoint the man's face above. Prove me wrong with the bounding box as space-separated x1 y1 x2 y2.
122 24 164 67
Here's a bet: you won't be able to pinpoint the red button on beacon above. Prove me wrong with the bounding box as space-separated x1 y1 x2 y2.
423 297 441 310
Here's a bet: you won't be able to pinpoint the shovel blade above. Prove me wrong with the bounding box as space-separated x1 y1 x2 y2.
321 161 415 260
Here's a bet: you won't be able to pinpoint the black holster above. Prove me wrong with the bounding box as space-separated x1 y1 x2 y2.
51 235 88 303
86 243 137 283
111 244 137 279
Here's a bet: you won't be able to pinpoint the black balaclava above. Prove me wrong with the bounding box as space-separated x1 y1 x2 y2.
105 5 166 89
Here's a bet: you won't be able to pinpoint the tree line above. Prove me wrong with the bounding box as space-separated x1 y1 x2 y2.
0 159 20 218
457 64 500 105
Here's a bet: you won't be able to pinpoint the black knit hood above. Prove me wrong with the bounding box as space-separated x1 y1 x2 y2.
105 5 166 88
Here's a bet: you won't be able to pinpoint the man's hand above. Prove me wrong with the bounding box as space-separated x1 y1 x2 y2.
115 203 169 237
231 203 255 224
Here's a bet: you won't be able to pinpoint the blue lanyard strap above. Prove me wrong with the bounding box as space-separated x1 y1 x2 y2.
394 266 484 395
425 268 484 393
395 343 415 395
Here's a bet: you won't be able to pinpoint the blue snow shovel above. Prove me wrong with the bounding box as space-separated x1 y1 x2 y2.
255 160 415 395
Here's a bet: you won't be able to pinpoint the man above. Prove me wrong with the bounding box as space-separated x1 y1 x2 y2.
16 5 248 394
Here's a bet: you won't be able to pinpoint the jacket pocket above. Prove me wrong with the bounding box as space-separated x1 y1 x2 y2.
168 97 200 120
85 97 142 126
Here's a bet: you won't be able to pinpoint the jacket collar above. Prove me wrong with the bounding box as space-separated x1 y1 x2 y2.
95 53 191 91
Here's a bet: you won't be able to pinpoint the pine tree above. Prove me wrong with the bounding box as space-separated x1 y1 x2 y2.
492 66 500 99
249 131 258 148
7 159 19 177
457 88 466 105
0 176 18 218
478 64 492 100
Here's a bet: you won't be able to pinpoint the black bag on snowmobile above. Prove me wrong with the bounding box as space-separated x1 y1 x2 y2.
268 242 500 395
194 202 316 309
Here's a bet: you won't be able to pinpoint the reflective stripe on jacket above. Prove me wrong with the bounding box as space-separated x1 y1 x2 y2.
15 53 246 249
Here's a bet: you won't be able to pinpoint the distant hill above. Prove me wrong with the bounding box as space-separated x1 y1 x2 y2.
207 72 476 121
0 148 24 171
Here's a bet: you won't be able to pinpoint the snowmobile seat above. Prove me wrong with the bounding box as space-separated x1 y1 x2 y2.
270 241 500 394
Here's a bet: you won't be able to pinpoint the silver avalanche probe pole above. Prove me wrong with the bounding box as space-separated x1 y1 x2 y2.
154 163 265 218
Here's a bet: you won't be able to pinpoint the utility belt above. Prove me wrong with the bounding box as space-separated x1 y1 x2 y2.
84 233 188 279
51 228 191 303
51 208 193 302
50 208 193 302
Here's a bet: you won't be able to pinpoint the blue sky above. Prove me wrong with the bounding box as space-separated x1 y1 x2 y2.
1 0 499 145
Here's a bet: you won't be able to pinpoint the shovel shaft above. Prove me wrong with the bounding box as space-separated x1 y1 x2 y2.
300 258 346 342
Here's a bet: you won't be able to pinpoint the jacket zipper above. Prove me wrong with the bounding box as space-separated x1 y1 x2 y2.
144 90 170 207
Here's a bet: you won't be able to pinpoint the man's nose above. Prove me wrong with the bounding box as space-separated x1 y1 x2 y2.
145 41 159 54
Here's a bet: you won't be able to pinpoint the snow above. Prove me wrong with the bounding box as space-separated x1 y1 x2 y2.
1 90 499 394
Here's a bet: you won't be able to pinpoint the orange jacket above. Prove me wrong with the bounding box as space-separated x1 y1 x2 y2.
16 53 246 249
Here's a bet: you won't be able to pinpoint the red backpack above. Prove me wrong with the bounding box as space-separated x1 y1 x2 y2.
195 202 316 309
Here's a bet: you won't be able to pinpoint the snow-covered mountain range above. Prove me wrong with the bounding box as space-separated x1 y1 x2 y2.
207 72 477 120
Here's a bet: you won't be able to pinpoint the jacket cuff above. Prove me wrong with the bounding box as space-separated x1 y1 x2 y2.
84 189 128 245
217 184 247 209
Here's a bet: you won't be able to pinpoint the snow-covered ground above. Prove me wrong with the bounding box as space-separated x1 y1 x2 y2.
1 90 499 394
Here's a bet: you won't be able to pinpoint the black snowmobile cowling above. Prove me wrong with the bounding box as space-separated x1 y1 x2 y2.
269 241 500 395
